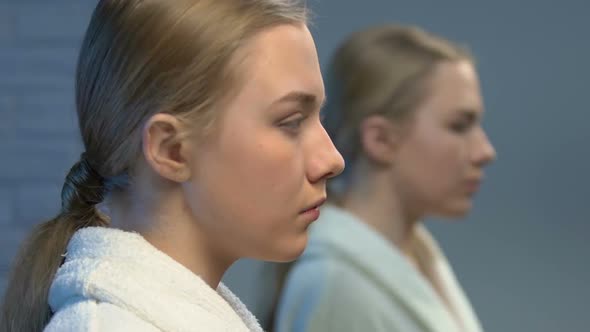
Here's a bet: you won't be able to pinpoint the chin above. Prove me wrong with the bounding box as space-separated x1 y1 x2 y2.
265 233 309 263
435 200 473 219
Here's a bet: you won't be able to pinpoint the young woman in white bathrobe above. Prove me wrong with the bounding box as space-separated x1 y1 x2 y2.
0 1 344 331
273 25 496 332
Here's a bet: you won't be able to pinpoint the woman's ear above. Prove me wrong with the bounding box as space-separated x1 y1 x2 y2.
359 114 403 165
142 113 192 182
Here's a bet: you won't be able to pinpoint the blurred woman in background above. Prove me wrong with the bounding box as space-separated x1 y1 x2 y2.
273 24 496 332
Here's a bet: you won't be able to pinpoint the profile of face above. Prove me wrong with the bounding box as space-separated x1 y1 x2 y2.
180 23 344 261
390 60 496 218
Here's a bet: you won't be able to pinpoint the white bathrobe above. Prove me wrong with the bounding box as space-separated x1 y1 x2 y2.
275 205 484 332
45 227 263 332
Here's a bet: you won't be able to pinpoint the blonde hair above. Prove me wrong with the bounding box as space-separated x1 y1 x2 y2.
0 1 307 331
323 24 472 187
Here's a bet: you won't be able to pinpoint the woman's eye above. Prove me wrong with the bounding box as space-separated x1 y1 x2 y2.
279 114 307 134
282 118 304 130
450 121 472 133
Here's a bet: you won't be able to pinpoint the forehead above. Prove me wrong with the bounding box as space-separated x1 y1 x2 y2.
230 23 325 106
417 60 484 117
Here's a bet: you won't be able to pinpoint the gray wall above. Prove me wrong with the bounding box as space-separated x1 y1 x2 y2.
1 1 588 331
0 0 94 297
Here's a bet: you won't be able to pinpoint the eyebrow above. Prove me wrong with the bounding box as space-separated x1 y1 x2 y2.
270 91 326 111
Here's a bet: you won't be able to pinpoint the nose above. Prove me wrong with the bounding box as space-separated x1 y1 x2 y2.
306 122 345 183
472 127 496 167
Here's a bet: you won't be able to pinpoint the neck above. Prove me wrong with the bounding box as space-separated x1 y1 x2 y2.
108 187 234 289
339 162 423 259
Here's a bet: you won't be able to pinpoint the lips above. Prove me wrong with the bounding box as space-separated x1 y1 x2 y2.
301 197 326 213
465 178 482 193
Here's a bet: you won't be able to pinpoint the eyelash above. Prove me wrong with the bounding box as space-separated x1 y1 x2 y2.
280 114 307 133
450 121 472 133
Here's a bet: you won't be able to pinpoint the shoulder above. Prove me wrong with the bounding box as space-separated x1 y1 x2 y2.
45 299 160 332
276 257 404 332
283 253 383 301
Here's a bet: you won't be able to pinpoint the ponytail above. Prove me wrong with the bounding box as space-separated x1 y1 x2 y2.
0 154 108 332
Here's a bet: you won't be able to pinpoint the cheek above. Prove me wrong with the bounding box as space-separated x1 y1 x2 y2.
401 130 464 193
202 130 305 219
419 129 464 170
230 134 301 188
